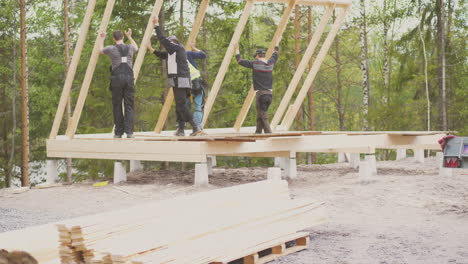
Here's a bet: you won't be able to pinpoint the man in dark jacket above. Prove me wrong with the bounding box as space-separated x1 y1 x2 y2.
99 29 138 138
149 16 202 136
235 39 280 134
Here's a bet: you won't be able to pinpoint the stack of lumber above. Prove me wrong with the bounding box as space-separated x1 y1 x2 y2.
0 180 326 264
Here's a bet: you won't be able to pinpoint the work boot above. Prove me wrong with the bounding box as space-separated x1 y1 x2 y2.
174 122 186 136
189 119 203 136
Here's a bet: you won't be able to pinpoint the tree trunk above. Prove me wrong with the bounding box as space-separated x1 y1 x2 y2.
437 0 447 130
307 6 316 164
334 11 344 131
20 0 30 187
160 4 169 171
64 0 72 183
179 0 184 38
294 5 303 131
382 0 389 104
418 1 430 131
359 0 370 131
7 19 18 188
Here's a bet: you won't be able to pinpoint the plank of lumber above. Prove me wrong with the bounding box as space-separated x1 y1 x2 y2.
132 0 164 82
201 0 255 127
270 4 335 128
130 201 325 263
65 0 117 138
49 0 97 139
233 0 297 131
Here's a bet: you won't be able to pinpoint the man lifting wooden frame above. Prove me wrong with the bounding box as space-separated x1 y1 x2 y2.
49 0 351 140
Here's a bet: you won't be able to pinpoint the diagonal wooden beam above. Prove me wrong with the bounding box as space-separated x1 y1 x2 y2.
232 0 297 132
279 7 349 131
201 0 255 128
154 0 211 134
49 0 97 140
270 4 335 128
65 0 117 138
133 0 165 83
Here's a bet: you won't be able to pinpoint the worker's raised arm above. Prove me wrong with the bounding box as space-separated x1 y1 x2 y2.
125 28 139 52
234 43 253 69
188 42 207 59
98 31 107 55
268 37 281 64
152 16 178 54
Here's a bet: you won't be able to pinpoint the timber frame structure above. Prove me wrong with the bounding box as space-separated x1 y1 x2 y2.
47 0 447 170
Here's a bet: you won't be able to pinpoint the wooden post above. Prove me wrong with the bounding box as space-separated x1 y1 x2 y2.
133 0 165 82
49 0 97 139
280 7 348 130
271 4 334 128
20 0 29 187
66 0 116 138
154 0 211 133
201 0 255 128
232 0 296 132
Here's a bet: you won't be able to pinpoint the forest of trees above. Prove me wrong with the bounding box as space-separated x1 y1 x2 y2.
0 0 466 187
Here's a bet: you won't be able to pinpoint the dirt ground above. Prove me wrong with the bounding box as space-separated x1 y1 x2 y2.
1 157 468 264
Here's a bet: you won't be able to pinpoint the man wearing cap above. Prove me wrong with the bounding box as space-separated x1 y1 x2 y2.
148 16 202 136
235 39 280 134
99 29 138 139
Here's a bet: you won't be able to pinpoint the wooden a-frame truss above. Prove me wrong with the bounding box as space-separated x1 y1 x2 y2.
49 0 351 140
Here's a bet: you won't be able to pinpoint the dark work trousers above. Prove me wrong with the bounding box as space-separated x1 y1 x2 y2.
172 78 193 123
255 90 273 134
110 74 135 136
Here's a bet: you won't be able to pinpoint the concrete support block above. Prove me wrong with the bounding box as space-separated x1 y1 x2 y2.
195 163 209 186
365 155 377 175
130 160 143 172
46 160 59 183
359 160 372 181
274 157 284 169
207 157 214 176
338 153 347 163
349 153 360 169
285 156 297 179
414 149 425 163
436 152 453 176
114 161 127 184
396 149 407 161
207 156 217 167
267 167 282 180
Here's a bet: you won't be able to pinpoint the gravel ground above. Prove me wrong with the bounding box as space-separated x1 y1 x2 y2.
1 157 468 264
0 207 66 233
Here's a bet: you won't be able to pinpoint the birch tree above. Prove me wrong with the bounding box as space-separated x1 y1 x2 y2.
359 0 370 131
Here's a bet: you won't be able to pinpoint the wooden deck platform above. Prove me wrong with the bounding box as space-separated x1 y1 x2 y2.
47 129 447 163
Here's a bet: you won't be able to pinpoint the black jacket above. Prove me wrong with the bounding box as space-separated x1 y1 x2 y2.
236 47 279 91
154 26 190 79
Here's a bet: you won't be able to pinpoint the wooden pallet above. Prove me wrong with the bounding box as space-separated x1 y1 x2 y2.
211 232 310 264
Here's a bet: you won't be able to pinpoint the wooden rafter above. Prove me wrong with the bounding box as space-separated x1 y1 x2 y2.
49 0 97 140
65 0 117 138
270 4 335 128
201 0 255 127
133 0 165 82
279 7 349 130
